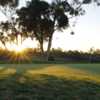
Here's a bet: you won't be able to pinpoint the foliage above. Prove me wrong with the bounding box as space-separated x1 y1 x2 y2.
0 0 19 6
16 0 85 56
16 0 100 58
0 0 20 47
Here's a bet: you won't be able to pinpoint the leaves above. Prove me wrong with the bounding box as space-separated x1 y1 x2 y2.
70 31 75 35
83 0 92 4
0 0 19 7
57 14 69 28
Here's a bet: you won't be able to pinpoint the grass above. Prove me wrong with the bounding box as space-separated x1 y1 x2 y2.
0 64 100 100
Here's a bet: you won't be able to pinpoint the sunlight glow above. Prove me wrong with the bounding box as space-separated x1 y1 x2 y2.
6 36 38 52
11 45 25 52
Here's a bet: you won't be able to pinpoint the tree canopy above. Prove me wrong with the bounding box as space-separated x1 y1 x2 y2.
0 0 19 7
17 0 99 58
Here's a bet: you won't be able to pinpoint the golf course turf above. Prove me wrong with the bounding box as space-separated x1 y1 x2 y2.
0 64 100 100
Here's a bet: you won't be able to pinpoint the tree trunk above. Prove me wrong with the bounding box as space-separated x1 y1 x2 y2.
46 34 53 60
40 40 44 55
33 31 44 55
16 36 18 45
2 41 7 50
20 35 22 45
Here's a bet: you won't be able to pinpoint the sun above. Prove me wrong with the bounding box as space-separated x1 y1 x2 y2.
7 44 32 62
14 47 23 52
7 43 26 53
6 37 38 52
13 45 25 53
2 36 38 62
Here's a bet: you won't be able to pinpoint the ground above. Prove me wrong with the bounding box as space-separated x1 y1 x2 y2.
0 64 100 100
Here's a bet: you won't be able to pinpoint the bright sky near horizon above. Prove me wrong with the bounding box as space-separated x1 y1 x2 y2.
0 0 100 52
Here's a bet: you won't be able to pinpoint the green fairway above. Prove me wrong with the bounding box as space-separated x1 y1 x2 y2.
0 63 100 75
0 64 100 100
66 64 100 75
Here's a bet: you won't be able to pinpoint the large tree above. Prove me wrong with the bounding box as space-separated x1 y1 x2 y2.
17 0 99 59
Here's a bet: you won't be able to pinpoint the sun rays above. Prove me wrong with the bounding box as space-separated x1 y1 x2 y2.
8 50 32 63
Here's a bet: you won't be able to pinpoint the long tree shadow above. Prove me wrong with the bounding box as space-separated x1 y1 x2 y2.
0 74 100 100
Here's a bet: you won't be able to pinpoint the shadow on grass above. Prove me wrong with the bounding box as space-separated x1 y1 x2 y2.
0 74 100 100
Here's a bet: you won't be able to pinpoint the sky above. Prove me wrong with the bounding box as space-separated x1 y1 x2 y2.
0 0 100 52
52 4 100 51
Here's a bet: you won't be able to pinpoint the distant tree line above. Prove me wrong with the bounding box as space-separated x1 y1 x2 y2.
0 48 100 63
48 48 100 62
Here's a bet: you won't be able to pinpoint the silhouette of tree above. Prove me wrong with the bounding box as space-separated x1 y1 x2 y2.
0 32 8 48
16 0 99 59
0 0 19 19
0 0 22 46
17 0 81 58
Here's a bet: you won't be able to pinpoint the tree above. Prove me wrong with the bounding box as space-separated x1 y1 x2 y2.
17 0 99 59
89 47 95 63
0 0 27 48
0 32 8 49
0 0 19 20
0 0 19 47
17 0 50 54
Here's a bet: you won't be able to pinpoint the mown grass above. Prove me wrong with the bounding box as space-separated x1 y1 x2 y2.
0 64 100 100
